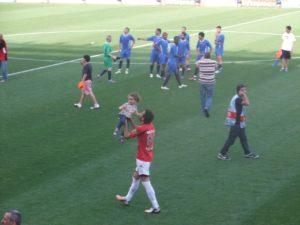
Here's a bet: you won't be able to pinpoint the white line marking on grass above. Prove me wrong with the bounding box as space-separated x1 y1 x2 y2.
8 43 152 77
8 10 300 77
223 30 300 38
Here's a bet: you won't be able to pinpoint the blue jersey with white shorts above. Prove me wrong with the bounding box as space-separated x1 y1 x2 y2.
178 39 189 64
147 35 162 64
168 43 179 74
215 34 225 57
119 34 135 58
196 39 213 60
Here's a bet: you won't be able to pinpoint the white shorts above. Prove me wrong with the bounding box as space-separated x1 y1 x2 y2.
135 159 151 176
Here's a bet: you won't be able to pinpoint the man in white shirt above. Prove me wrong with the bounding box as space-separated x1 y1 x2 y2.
280 25 296 72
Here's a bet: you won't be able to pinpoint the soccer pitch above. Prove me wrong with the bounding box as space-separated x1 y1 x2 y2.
0 3 300 225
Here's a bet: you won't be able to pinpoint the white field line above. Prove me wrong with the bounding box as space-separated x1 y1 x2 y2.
8 43 151 77
223 30 300 38
8 10 300 77
10 56 300 66
5 10 300 38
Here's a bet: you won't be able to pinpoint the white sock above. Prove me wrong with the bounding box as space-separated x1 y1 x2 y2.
142 181 160 209
125 177 140 202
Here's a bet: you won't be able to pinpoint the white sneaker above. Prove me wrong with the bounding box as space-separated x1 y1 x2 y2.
115 69 121 74
279 68 285 72
149 73 153 78
161 86 170 90
108 79 116 83
144 207 161 214
215 70 220 74
90 104 100 110
74 103 82 108
178 84 187 88
156 74 161 79
125 69 129 74
284 68 288 72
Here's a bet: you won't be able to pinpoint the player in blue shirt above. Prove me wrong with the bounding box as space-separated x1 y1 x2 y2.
156 32 170 79
161 36 188 90
138 28 162 78
115 27 135 75
180 26 191 71
194 32 213 77
215 25 225 73
177 32 189 79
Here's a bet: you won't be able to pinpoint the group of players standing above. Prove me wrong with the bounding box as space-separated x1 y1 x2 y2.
96 25 225 90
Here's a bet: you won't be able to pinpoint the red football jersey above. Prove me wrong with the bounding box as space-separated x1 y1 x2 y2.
128 123 155 162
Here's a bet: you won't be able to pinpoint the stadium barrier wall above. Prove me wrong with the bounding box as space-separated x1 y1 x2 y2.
0 0 299 7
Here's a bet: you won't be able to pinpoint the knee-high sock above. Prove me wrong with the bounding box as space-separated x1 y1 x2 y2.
108 71 112 80
125 177 140 202
162 74 171 86
100 69 107 76
156 64 160 74
142 181 160 209
175 73 182 85
126 59 130 69
118 60 123 69
150 64 154 74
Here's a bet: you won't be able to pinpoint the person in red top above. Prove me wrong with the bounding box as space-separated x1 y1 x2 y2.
116 109 160 214
0 33 8 83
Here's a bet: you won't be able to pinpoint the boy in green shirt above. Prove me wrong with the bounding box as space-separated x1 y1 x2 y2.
97 35 118 83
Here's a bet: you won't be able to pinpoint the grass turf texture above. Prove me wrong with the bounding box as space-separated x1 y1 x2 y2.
0 4 300 225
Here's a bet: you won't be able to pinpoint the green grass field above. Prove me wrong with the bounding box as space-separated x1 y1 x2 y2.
0 4 300 225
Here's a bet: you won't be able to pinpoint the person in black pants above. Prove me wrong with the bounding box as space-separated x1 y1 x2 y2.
217 84 259 160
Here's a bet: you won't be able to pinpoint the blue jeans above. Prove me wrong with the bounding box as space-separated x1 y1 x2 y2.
116 114 126 130
200 83 214 111
0 60 8 81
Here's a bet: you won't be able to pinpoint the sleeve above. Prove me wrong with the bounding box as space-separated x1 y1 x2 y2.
119 35 122 44
235 97 243 109
147 36 155 41
128 125 144 138
130 35 135 42
208 40 213 49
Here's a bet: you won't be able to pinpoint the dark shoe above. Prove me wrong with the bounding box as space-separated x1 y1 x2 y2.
204 109 210 118
245 153 259 159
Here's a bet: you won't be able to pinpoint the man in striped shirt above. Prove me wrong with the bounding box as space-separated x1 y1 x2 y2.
196 52 216 118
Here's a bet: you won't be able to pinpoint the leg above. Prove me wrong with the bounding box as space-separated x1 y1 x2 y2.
126 58 130 69
238 128 251 155
141 176 160 210
1 61 8 81
118 59 123 69
205 84 214 111
220 125 240 156
199 84 207 111
162 73 171 87
175 72 182 86
124 171 141 202
156 64 160 75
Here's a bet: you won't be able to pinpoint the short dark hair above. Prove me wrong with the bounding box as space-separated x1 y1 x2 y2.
236 84 246 93
198 32 205 37
286 25 292 31
83 55 90 62
8 210 22 225
143 109 154 124
156 28 162 34
216 25 222 29
204 52 211 59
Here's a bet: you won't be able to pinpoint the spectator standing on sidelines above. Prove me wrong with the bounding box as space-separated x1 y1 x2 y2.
0 33 8 83
280 25 296 72
196 52 216 118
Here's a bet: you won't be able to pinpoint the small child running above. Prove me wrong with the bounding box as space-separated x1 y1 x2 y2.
113 92 141 141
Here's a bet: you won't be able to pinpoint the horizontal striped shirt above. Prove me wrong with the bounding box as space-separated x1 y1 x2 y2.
197 59 216 85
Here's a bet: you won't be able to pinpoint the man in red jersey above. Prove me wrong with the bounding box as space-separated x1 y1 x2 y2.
116 110 160 214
